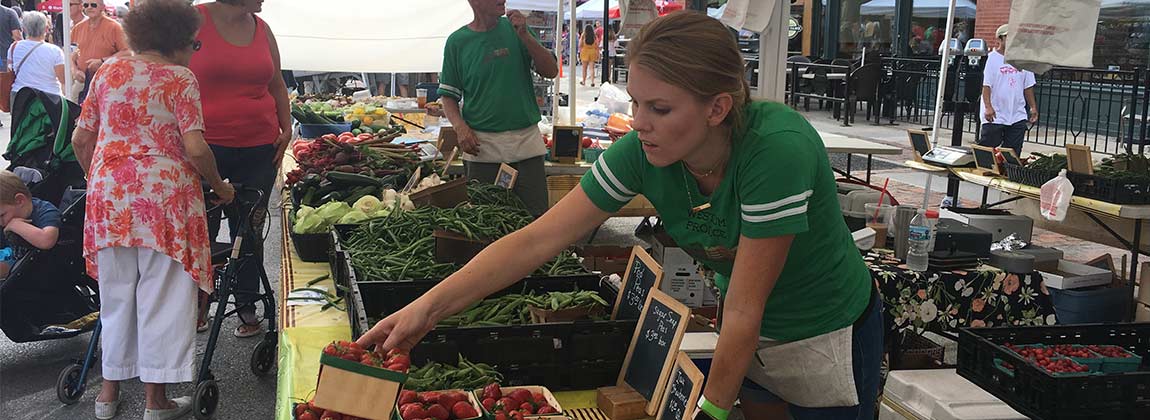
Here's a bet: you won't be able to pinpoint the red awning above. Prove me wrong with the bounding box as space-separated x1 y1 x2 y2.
36 0 115 14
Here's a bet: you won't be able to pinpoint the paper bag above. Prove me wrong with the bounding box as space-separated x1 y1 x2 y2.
721 0 775 33
620 0 658 38
1005 0 1102 74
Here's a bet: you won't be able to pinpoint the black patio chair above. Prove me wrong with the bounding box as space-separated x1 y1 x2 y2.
846 63 883 125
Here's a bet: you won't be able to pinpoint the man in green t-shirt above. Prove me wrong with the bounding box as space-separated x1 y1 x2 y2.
438 0 558 216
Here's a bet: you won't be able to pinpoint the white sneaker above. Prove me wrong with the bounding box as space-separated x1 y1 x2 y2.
142 396 192 420
94 398 120 420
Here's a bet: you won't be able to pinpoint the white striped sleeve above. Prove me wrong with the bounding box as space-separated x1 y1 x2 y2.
579 133 643 212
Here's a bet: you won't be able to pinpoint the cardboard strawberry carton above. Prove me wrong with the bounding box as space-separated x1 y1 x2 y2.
313 341 410 420
394 389 482 420
473 383 564 419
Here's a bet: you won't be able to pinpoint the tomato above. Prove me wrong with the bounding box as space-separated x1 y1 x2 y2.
581 136 593 148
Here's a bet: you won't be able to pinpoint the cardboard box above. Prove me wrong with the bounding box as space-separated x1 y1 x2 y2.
577 245 634 276
651 233 718 308
1040 260 1114 290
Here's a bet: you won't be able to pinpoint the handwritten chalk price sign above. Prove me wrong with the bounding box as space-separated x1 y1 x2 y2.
657 352 704 420
619 290 691 415
612 246 664 321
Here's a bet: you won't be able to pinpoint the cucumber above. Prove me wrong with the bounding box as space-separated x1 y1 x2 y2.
325 171 383 188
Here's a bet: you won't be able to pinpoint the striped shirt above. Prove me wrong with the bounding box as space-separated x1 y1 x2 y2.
579 102 870 341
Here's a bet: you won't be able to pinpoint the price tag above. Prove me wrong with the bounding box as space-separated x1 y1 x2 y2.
495 163 519 190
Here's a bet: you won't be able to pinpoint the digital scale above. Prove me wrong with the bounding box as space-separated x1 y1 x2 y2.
908 129 975 167
924 146 975 167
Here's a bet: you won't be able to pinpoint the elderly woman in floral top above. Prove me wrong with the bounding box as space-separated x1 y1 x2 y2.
70 1 234 419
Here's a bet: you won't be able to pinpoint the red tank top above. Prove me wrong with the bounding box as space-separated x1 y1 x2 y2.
188 5 279 148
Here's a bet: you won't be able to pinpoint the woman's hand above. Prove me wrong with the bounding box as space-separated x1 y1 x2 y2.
211 181 235 205
356 299 438 352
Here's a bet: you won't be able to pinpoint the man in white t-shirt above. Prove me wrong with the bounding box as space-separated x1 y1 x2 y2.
978 24 1038 155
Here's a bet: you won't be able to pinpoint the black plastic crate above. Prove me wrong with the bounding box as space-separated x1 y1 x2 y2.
351 271 636 390
957 323 1150 420
1003 162 1060 188
1066 172 1150 205
290 230 331 263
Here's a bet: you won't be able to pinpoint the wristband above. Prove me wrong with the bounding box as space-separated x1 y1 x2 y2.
696 396 730 420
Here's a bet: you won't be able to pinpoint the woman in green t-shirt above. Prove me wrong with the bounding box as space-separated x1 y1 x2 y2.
359 12 881 420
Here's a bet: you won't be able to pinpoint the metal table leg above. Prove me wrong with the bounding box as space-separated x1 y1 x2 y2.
866 154 873 184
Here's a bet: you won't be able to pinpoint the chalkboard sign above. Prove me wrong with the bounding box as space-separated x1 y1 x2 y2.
657 352 704 420
612 246 664 320
1001 149 1022 166
906 129 932 162
619 290 691 415
971 145 999 175
552 125 583 163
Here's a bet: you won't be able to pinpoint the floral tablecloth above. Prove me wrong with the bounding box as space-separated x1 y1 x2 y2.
865 251 1058 336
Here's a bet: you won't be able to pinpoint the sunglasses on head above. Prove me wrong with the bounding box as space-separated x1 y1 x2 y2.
83 3 99 8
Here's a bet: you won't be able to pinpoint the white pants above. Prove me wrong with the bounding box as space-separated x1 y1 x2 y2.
97 247 197 383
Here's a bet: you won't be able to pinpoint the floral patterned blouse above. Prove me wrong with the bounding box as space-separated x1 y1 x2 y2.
78 58 214 292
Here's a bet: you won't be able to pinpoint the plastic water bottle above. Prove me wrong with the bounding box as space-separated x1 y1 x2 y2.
907 209 939 272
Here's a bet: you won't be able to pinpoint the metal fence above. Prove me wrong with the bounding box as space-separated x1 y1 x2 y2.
877 58 1148 155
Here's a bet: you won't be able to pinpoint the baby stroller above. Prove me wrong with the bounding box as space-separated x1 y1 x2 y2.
0 88 93 344
4 88 86 205
56 185 278 420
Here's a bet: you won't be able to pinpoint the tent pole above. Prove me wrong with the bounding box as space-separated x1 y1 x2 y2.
758 0 788 102
601 0 609 85
555 1 562 119
569 0 577 125
929 0 957 147
63 10 72 99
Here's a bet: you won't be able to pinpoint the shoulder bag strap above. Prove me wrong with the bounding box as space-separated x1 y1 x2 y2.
14 42 44 77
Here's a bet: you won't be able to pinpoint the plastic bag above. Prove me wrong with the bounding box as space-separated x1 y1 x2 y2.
1040 169 1074 222
596 82 631 115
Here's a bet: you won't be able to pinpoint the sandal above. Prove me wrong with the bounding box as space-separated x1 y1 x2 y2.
234 322 264 338
196 316 212 333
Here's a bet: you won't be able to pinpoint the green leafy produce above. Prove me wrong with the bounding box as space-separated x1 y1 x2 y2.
353 195 383 214
337 209 370 225
1025 153 1067 171
1096 153 1150 183
404 355 503 392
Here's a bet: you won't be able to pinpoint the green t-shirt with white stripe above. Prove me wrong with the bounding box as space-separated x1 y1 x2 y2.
437 17 541 133
580 102 870 341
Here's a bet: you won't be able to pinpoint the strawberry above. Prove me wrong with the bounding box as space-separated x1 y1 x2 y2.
294 403 308 418
498 397 517 411
298 412 317 420
399 404 427 420
319 411 342 420
421 392 442 405
537 405 558 414
509 411 525 420
482 398 496 411
452 401 480 419
509 389 533 407
483 383 502 400
519 402 535 413
398 390 419 406
426 404 450 420
532 392 545 405
494 413 508 420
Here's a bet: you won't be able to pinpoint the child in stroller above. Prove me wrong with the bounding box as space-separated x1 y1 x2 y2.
0 169 61 278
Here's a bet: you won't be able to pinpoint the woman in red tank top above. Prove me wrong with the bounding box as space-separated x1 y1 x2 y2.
187 0 291 339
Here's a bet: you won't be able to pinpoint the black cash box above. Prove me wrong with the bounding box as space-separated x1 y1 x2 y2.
932 219 993 258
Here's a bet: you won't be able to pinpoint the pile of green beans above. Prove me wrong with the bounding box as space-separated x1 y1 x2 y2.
343 205 587 281
467 180 527 209
437 289 608 328
405 355 503 392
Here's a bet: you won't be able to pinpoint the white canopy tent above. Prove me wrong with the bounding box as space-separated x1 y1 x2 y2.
565 0 618 20
859 0 977 19
207 0 474 73
507 0 562 12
